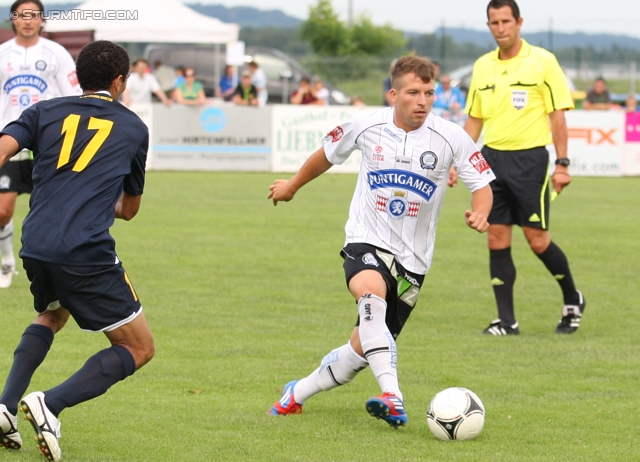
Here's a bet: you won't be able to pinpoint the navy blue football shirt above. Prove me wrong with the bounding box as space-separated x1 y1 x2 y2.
0 93 148 266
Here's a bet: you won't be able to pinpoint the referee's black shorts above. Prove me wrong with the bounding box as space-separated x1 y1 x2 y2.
341 243 424 339
482 145 551 230
0 159 34 194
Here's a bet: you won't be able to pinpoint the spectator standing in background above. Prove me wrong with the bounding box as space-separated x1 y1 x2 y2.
0 0 82 289
382 59 397 106
152 60 176 100
351 95 366 106
582 77 612 110
218 65 237 102
249 61 267 107
313 79 330 105
174 66 185 88
232 70 259 107
173 67 206 106
122 59 172 107
290 77 323 105
625 94 638 113
433 74 466 111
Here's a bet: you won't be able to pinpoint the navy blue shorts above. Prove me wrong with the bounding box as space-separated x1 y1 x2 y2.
22 257 142 332
341 243 424 339
0 159 34 194
482 145 551 229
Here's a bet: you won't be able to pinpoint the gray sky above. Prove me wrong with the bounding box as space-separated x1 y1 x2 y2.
182 0 640 39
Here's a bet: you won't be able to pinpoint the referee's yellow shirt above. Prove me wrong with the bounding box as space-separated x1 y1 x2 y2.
465 39 574 151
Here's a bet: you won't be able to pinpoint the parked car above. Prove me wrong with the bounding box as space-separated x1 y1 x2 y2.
143 44 349 104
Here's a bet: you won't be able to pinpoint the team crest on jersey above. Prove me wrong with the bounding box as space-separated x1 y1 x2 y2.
35 60 47 71
469 151 491 174
327 126 344 142
362 253 379 267
18 92 32 107
376 192 420 219
0 175 10 189
511 90 528 110
5 62 13 72
420 151 438 170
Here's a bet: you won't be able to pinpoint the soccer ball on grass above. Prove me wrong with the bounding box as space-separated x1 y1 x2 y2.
426 387 485 441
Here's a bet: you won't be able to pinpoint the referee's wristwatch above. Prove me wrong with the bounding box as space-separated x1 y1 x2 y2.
554 158 570 167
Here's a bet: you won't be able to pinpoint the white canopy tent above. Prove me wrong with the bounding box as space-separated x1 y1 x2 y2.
44 0 239 44
45 0 240 88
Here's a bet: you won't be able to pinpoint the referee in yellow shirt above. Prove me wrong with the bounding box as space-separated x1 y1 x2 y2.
461 0 585 335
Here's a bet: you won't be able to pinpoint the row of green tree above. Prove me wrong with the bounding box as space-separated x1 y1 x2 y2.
239 0 640 66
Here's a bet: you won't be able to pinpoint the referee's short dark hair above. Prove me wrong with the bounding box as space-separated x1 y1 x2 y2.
76 41 130 92
487 0 520 21
390 55 436 89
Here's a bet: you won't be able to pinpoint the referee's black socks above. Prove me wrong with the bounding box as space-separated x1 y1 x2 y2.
489 247 517 326
535 241 580 306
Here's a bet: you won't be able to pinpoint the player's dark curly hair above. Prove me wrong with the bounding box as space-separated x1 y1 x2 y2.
390 55 436 89
11 0 45 34
76 41 130 92
486 0 520 21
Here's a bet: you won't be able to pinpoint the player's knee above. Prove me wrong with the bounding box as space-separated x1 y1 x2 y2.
0 208 12 227
137 340 155 368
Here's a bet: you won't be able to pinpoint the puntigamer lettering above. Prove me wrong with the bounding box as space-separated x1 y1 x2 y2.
367 169 437 202
3 75 48 94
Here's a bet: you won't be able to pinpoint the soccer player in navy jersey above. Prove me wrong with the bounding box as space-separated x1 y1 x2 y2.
0 40 154 461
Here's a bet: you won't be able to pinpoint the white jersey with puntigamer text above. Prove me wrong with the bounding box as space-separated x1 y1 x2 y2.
323 106 495 275
0 37 81 130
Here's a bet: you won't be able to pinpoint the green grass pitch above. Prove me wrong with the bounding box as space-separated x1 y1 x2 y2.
0 172 639 461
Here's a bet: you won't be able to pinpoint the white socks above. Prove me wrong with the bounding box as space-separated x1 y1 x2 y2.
294 343 368 404
292 294 402 404
0 218 14 267
358 294 401 399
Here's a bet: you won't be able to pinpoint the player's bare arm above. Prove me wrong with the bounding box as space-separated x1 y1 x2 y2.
0 134 20 167
268 147 333 206
465 185 492 233
115 192 142 220
549 109 571 194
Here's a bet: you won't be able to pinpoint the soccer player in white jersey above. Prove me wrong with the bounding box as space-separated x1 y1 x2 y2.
267 55 495 428
0 0 81 288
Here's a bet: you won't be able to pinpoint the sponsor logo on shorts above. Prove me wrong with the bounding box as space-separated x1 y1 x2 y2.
402 273 419 286
469 151 491 174
362 253 379 267
327 126 344 142
420 151 438 170
0 175 10 189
